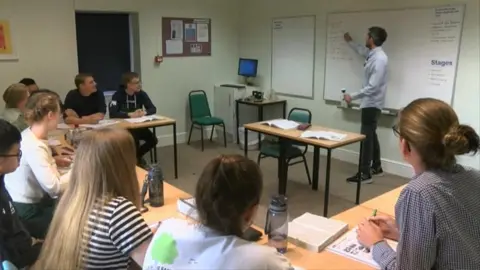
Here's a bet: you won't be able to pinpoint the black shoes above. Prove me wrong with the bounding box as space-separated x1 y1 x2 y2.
346 166 383 184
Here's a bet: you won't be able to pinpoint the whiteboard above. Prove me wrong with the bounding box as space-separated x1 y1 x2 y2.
271 16 315 98
323 5 465 110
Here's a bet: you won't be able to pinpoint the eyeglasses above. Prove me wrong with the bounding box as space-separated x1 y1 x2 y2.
0 150 22 161
392 124 400 137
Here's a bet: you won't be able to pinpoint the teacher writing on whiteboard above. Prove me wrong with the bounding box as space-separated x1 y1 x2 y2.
343 27 388 184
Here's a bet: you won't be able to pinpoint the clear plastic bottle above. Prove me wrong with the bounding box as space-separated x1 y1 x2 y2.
265 195 289 253
147 164 164 207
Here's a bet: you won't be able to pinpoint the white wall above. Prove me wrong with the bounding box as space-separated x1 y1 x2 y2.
239 0 480 177
0 0 240 143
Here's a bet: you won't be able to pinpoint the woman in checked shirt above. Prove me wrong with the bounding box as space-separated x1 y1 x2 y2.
357 98 480 270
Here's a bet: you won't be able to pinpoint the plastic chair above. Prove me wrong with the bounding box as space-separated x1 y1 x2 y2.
257 108 312 184
187 90 227 151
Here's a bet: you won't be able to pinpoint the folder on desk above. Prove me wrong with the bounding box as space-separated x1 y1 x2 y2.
288 212 348 252
263 119 299 130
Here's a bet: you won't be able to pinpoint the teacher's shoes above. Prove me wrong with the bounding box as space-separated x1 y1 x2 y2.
346 172 373 184
371 166 384 177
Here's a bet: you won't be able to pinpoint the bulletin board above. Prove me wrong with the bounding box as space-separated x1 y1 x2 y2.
162 17 212 57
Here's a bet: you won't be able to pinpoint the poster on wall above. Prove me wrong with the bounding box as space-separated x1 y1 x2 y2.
0 19 18 60
162 17 211 57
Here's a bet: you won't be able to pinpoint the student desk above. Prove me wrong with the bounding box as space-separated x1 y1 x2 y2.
243 122 365 217
235 99 287 146
361 184 406 216
136 167 400 269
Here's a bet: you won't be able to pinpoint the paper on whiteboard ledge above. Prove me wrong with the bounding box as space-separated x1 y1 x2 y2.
300 130 347 141
166 39 183 54
124 115 165 124
327 228 398 269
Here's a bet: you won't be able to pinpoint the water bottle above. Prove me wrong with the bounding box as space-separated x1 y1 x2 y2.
146 164 164 207
265 195 289 253
66 125 81 148
340 88 348 108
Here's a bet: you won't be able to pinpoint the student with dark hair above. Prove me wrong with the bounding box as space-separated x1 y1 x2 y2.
109 72 158 167
343 26 388 184
64 73 106 125
357 98 480 269
1 83 29 131
0 119 42 268
143 155 293 269
18 78 38 94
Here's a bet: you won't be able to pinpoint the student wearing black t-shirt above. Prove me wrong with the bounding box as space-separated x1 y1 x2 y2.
109 72 158 167
0 120 41 268
64 74 106 125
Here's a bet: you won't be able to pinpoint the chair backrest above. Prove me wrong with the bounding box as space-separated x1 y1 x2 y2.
188 90 212 119
288 107 312 124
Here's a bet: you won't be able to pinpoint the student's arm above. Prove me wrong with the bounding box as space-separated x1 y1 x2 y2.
24 144 68 198
350 58 387 100
141 91 157 115
109 199 153 266
347 40 369 58
108 93 129 118
63 93 96 125
95 90 106 118
372 189 437 270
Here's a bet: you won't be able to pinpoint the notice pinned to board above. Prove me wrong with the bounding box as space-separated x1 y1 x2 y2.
162 17 212 57
273 20 283 30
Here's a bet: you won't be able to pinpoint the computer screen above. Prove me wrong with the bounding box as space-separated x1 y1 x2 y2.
238 58 258 77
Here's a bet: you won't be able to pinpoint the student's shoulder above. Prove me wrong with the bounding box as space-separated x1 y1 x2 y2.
111 90 126 99
225 241 293 269
65 89 79 98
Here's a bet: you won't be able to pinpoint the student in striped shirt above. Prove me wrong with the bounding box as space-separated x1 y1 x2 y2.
34 128 153 269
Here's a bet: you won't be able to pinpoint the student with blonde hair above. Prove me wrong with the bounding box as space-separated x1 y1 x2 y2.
143 155 293 269
35 128 153 269
1 83 29 131
4 92 72 239
357 98 480 269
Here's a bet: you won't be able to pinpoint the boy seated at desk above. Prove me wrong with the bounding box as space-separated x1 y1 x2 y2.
63 73 106 125
109 72 158 168
356 98 480 269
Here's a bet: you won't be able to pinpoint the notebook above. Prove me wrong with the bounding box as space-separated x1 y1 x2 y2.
79 119 119 129
124 115 165 123
262 119 299 130
300 130 347 141
288 212 348 252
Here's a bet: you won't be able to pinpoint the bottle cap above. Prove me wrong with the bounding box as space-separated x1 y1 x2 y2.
269 195 288 212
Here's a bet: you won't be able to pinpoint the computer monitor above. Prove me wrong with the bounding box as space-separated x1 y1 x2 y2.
238 58 258 78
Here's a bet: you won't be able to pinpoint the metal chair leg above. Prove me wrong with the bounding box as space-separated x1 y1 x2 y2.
302 155 312 185
187 123 194 145
200 126 204 151
222 123 227 148
210 125 215 141
257 154 262 165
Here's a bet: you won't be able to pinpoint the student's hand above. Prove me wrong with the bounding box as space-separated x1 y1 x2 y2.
344 32 353 42
54 155 72 168
82 115 99 124
91 114 104 121
369 215 399 241
128 111 142 118
57 146 75 156
344 94 352 103
136 109 146 117
357 219 384 248
32 238 44 245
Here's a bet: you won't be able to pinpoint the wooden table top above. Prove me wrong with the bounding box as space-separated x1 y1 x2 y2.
361 184 406 217
237 98 286 105
114 116 176 129
244 121 365 149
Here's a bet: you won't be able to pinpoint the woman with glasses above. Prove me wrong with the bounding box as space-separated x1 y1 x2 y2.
356 98 480 269
4 92 72 240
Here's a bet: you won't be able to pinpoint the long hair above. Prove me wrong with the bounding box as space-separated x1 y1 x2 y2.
34 128 139 269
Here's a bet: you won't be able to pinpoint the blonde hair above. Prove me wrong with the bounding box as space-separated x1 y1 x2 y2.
34 128 139 269
23 92 59 123
398 98 480 169
3 83 28 108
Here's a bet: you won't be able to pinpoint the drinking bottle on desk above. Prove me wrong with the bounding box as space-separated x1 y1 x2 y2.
147 164 164 207
265 195 289 253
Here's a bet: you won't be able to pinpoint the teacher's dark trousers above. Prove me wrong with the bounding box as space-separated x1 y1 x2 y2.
360 107 381 175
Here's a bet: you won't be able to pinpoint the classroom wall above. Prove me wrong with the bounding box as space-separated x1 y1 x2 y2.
239 0 480 177
0 0 240 144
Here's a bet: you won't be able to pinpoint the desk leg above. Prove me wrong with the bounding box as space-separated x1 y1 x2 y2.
173 123 178 179
244 128 248 158
258 106 263 148
153 127 158 163
355 141 364 204
282 102 286 118
323 149 332 217
278 138 287 195
312 147 320 190
236 101 240 144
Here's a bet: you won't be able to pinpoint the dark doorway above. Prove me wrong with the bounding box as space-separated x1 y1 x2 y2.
75 12 131 91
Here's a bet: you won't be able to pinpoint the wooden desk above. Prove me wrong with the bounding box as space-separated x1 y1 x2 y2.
243 122 366 216
235 99 287 145
362 184 405 216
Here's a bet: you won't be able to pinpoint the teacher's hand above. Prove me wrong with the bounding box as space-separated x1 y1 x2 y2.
344 94 352 104
344 32 352 42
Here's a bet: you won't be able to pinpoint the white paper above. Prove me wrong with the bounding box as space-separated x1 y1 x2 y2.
190 44 202 54
264 119 299 130
57 123 70 130
124 115 165 124
48 139 61 146
300 130 347 141
79 120 119 129
327 228 398 269
184 23 197 42
196 23 209 42
170 20 183 40
165 40 183 55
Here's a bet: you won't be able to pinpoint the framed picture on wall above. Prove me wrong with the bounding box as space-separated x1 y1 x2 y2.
0 18 18 61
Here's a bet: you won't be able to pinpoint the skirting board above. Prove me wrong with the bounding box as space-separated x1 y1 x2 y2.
155 130 413 179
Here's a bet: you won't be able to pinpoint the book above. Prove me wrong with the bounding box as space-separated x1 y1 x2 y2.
327 227 398 269
263 119 299 130
288 212 348 252
300 130 347 141
124 115 165 124
80 119 119 129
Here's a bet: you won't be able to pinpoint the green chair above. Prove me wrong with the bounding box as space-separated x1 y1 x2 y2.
257 108 312 185
187 90 227 151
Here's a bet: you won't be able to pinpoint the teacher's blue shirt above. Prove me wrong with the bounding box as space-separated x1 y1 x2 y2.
348 41 388 109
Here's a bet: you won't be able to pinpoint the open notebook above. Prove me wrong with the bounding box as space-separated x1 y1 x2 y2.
262 119 299 130
124 115 165 123
300 130 347 141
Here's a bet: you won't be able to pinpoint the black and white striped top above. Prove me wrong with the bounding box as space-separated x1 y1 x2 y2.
82 196 152 269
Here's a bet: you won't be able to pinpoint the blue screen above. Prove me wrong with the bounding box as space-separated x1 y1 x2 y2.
238 59 258 77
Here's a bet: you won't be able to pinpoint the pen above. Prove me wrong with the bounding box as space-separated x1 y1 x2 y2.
372 209 377 217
